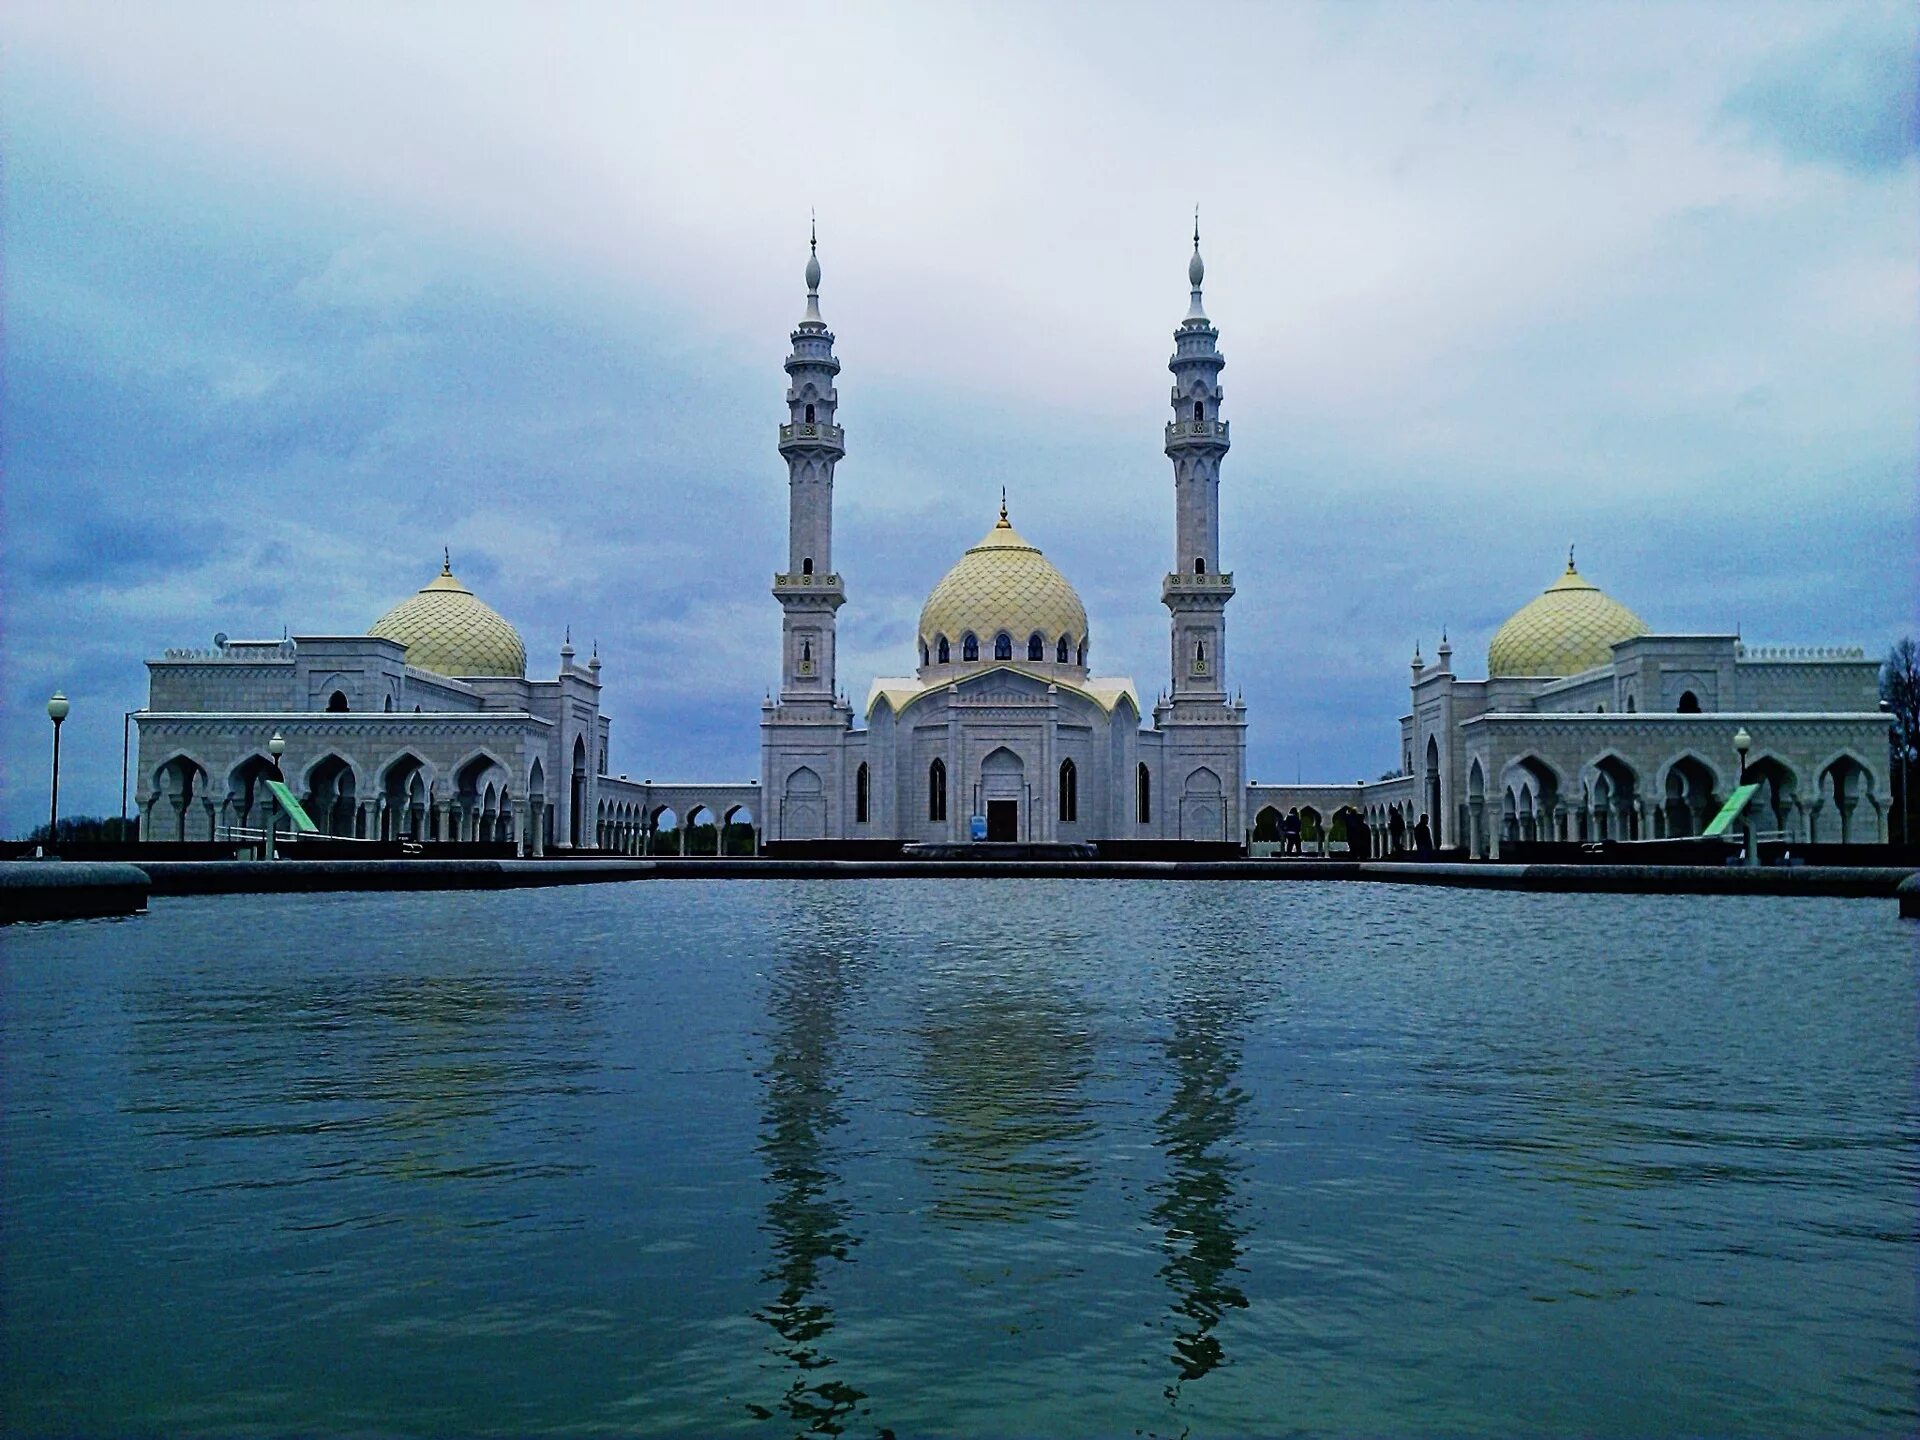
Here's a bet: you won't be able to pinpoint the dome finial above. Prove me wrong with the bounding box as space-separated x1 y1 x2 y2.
998 486 1009 526
442 545 451 576
1567 542 1577 573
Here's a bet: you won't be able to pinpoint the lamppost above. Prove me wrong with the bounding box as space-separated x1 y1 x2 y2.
121 707 144 844
46 692 69 853
1733 726 1755 866
266 730 286 861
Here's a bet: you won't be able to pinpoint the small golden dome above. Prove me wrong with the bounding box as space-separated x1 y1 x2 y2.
369 559 527 679
1487 554 1646 679
919 503 1089 660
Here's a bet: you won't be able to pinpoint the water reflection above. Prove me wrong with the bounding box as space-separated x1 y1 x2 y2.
1152 960 1254 1403
126 969 600 1185
750 933 866 1435
916 976 1094 1225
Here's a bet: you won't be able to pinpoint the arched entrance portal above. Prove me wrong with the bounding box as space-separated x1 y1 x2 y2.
980 747 1024 841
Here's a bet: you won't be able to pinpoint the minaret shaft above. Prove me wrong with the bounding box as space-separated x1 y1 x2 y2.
1162 227 1232 705
773 233 846 704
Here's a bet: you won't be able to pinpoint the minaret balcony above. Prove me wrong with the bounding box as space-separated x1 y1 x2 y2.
1162 570 1235 604
1165 418 1230 445
773 570 846 599
778 421 845 451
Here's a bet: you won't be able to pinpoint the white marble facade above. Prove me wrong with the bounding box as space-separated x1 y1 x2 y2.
136 231 1891 855
759 227 1247 847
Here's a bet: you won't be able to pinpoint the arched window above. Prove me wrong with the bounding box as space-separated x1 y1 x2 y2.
1059 759 1077 823
994 632 1012 661
801 557 813 576
855 762 870 824
1027 633 1044 661
1056 636 1070 664
920 641 931 667
1193 401 1204 423
928 759 947 822
1195 557 1206 575
963 633 979 662
327 690 349 712
1626 694 1636 713
804 403 816 423
1137 763 1151 824
383 694 394 712
937 635 951 664
1677 690 1701 713
413 704 422 713
1076 641 1086 666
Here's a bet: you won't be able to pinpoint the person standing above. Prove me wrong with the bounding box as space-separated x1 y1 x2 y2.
1413 812 1434 860
1283 806 1301 856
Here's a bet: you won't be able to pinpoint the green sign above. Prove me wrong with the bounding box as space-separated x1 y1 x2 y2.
1701 782 1761 838
264 779 319 834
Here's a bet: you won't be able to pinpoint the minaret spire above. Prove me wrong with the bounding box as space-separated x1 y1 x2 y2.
1186 207 1207 322
802 212 824 325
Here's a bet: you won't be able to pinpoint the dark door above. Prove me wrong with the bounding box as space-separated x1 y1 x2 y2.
987 800 1018 841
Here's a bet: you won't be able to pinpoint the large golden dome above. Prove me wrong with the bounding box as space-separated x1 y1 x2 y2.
369 560 527 679
919 506 1089 658
1487 555 1646 679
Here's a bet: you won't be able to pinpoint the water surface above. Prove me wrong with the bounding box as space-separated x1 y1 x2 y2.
3 881 1914 1437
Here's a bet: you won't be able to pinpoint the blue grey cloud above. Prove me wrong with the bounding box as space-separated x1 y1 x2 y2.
2 4 1915 835
1724 12 1918 174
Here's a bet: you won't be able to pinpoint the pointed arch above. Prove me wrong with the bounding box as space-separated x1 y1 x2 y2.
1058 757 1078 823
928 757 948 823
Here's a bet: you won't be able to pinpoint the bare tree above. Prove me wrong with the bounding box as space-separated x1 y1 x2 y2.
1881 637 1918 844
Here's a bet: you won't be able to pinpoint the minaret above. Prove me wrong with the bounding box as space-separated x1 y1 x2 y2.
1162 214 1233 705
773 221 846 704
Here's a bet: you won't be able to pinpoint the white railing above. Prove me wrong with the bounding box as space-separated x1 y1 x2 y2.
1736 644 1866 661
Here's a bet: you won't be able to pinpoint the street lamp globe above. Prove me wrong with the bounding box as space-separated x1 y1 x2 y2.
47 692 69 723
1732 727 1751 760
268 731 286 760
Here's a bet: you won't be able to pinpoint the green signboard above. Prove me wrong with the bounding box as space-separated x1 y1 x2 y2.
264 779 319 834
1701 782 1761 838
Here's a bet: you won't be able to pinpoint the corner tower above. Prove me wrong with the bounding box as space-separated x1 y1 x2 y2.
773 223 847 704
1162 217 1233 704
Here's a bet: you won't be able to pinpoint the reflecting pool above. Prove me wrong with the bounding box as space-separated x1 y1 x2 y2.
3 881 1915 1437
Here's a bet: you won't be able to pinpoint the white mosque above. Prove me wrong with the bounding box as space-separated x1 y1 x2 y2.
131 230 1895 856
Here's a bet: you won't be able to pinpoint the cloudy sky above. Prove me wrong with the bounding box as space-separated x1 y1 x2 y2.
3 1 1915 833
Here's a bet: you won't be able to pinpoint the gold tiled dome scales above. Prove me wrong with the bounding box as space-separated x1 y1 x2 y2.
919 500 1089 657
1487 551 1647 679
368 555 528 679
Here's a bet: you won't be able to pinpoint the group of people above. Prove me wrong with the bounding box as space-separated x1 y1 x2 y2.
1270 806 1436 860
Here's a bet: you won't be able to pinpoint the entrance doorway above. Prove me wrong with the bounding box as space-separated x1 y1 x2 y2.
986 800 1019 841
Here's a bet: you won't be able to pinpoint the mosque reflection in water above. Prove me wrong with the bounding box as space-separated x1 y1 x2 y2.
1152 961 1253 1396
749 912 1259 1433
749 924 868 1436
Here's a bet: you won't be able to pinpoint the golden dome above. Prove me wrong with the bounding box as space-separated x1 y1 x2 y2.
1487 555 1646 678
369 560 527 679
918 505 1089 659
